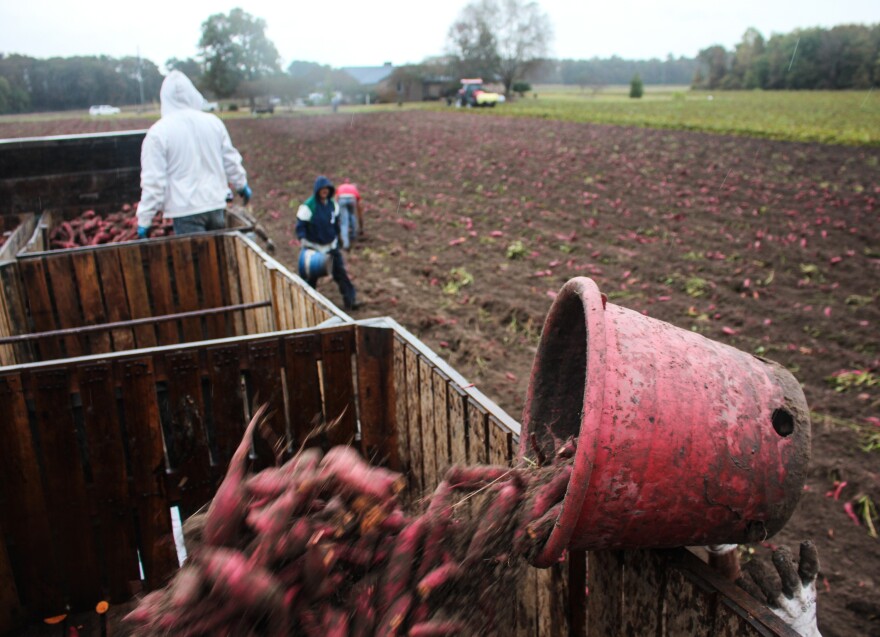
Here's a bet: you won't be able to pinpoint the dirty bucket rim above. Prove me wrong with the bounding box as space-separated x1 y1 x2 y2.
529 276 607 568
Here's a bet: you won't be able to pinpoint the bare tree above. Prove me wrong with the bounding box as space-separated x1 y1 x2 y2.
448 0 553 96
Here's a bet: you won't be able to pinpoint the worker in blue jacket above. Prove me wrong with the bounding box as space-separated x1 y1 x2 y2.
296 175 358 310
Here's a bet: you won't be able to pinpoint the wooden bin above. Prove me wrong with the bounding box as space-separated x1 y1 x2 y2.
0 233 347 367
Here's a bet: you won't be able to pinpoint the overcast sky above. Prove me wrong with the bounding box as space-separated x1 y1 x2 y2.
2 1 877 71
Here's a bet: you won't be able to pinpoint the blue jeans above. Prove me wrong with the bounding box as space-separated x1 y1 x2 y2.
172 209 226 235
338 199 358 249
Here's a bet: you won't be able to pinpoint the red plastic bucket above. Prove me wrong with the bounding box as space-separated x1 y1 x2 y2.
521 277 810 567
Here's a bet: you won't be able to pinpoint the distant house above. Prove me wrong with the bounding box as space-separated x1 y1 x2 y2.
341 62 395 87
380 66 455 103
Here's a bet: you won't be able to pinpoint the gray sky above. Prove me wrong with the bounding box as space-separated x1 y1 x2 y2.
2 1 877 71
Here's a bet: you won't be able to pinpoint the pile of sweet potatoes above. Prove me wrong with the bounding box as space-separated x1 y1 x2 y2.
48 205 172 249
125 409 574 636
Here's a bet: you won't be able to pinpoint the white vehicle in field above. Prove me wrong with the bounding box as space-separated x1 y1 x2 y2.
89 105 121 116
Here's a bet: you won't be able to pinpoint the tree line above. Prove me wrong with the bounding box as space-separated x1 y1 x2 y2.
694 24 880 90
1 7 878 115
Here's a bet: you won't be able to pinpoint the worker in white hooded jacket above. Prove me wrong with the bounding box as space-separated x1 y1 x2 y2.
135 71 252 237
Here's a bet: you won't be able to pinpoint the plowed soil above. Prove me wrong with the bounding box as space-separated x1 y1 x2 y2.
1 110 877 636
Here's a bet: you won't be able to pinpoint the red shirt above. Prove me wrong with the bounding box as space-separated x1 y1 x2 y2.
337 183 361 200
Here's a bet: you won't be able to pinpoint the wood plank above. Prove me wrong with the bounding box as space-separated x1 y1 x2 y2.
246 339 287 459
283 278 297 330
0 373 60 615
43 254 86 356
118 244 157 349
95 249 136 351
568 551 588 637
77 362 139 601
392 338 410 475
431 369 451 479
221 235 245 335
293 283 308 330
356 326 398 468
283 333 324 449
269 270 286 331
234 238 257 334
0 262 31 365
404 346 424 494
193 235 227 339
71 251 112 354
447 384 468 468
418 357 437 491
541 559 570 637
488 415 512 467
0 272 14 365
257 258 274 330
161 351 214 518
663 566 714 636
321 328 356 447
169 238 203 342
117 358 178 589
206 344 246 467
587 551 624 637
144 242 179 345
18 258 62 359
0 539 23 634
467 399 489 465
27 368 101 608
515 567 538 637
621 549 664 636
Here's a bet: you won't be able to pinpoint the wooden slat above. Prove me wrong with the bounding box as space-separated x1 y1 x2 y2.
488 415 512 466
467 399 489 465
27 368 101 608
356 326 398 468
144 242 179 345
246 339 287 459
283 333 324 449
293 283 308 330
77 362 139 601
431 369 451 478
283 277 297 329
448 384 468 467
269 270 286 331
0 262 31 364
95 249 136 351
18 259 62 359
234 238 256 334
257 258 274 330
206 344 246 467
0 272 15 365
118 245 157 349
663 566 714 636
0 373 59 615
587 551 624 637
404 346 424 494
117 358 177 589
515 568 539 637
568 551 588 637
193 236 227 339
161 351 213 518
169 239 203 342
418 357 437 490
71 251 112 354
43 255 86 356
221 235 245 335
321 328 356 447
392 338 410 475
621 549 664 636
0 538 22 634
537 562 569 637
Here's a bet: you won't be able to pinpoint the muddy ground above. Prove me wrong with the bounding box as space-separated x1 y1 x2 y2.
1 111 877 636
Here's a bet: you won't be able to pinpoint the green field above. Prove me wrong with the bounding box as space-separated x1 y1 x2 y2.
428 85 880 146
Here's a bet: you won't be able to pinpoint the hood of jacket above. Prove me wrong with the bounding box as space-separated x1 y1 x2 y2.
312 175 335 200
160 71 207 117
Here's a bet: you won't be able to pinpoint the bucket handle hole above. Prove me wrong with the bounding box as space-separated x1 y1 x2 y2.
771 408 794 437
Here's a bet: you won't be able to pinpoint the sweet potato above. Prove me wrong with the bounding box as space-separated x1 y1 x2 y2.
408 620 467 636
380 519 427 614
376 591 413 637
464 482 522 567
417 563 461 599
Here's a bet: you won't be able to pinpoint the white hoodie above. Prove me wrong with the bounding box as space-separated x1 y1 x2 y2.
136 71 248 226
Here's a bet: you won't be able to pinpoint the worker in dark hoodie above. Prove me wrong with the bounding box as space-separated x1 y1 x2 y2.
295 175 358 310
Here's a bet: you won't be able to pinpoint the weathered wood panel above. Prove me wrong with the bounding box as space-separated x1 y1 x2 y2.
392 338 410 476
0 374 59 615
117 358 178 590
466 399 489 465
77 362 139 601
221 235 245 335
18 258 61 359
71 251 113 354
284 333 324 448
448 383 468 467
206 344 246 465
118 245 157 349
404 346 424 494
144 242 179 345
356 326 398 469
28 368 101 608
193 236 227 339
321 329 356 447
95 249 136 351
418 357 437 491
169 240 203 343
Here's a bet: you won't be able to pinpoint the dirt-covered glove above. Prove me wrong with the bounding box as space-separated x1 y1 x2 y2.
237 184 252 205
737 541 821 637
137 225 149 239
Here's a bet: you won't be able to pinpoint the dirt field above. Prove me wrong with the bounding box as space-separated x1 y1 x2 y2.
1 111 878 636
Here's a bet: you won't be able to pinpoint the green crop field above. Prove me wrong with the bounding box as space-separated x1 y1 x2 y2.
429 85 880 146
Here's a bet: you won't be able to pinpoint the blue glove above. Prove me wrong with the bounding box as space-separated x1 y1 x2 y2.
238 184 252 205
137 226 149 239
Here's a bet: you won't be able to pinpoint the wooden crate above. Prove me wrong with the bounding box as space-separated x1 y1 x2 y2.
0 233 346 366
0 319 797 636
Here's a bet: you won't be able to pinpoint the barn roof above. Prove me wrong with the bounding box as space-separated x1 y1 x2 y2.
341 65 394 86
